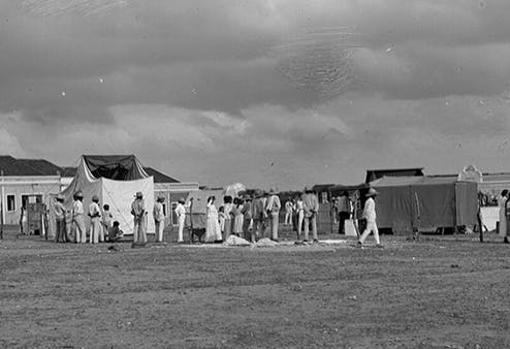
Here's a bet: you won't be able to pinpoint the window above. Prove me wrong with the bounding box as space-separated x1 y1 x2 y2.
171 202 178 226
35 195 43 204
22 195 29 210
162 203 167 217
7 195 15 211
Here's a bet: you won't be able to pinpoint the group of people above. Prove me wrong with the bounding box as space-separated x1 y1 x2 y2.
53 191 124 244
202 188 282 243
53 185 383 247
201 187 323 244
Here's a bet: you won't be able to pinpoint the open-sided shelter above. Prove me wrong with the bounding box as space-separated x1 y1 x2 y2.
61 155 155 235
370 176 478 233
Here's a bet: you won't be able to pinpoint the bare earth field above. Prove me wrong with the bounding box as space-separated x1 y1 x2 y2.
1 229 510 349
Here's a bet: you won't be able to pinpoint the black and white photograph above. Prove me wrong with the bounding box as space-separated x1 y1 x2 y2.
1 1 510 348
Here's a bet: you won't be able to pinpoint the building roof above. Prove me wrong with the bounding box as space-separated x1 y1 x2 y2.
0 156 62 176
365 168 424 183
61 165 179 183
311 184 336 192
144 167 180 183
429 172 510 182
371 175 469 187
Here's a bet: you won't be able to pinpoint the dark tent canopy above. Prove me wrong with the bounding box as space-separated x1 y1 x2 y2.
371 176 478 233
83 155 149 180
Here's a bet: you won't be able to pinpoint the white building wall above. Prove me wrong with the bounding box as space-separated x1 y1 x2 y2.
0 176 62 225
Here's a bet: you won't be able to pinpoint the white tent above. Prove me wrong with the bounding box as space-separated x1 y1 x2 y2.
60 155 155 236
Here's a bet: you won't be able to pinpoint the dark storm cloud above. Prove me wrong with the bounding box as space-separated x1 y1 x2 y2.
2 0 510 187
3 0 510 121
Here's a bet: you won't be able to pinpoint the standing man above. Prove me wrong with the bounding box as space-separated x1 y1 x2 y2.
241 194 253 242
251 190 267 241
498 189 509 243
337 191 352 235
88 195 102 244
102 204 113 242
72 191 86 243
284 199 294 226
54 194 67 243
358 188 383 248
174 197 187 243
266 188 281 241
131 191 147 245
303 187 319 243
153 196 166 243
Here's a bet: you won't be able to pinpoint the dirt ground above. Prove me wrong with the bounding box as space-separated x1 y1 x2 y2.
1 227 510 349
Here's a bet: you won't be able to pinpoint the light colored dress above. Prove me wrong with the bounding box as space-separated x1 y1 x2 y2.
232 204 244 234
205 202 222 242
498 195 507 237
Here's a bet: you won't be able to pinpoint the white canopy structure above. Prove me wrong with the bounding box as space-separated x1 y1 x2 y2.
60 155 155 235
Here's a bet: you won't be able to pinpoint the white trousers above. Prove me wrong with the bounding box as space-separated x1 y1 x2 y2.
284 211 292 225
359 221 380 244
133 216 147 243
73 216 87 243
90 217 101 244
177 216 185 242
155 219 164 242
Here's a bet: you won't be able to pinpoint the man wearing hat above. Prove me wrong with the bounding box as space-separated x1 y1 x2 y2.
358 188 382 248
153 195 166 243
131 191 147 245
72 191 87 243
174 197 188 243
337 191 352 235
241 194 254 242
302 187 319 243
265 188 281 241
54 194 67 243
251 190 267 241
88 195 102 244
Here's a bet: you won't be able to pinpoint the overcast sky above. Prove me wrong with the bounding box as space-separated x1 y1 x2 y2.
1 0 510 189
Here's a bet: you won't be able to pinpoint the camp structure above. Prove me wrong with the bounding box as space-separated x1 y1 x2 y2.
60 155 155 236
370 176 478 234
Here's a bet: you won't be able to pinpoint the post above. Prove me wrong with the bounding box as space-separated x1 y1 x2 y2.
0 170 4 239
188 198 194 244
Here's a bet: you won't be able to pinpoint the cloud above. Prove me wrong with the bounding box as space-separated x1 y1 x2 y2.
1 1 510 188
354 43 510 99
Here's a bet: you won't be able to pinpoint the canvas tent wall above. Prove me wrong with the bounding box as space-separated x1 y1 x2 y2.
60 155 155 235
370 176 478 233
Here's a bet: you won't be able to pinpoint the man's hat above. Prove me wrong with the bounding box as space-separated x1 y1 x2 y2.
135 191 143 198
178 197 185 204
56 194 65 201
157 195 166 202
366 188 378 197
74 191 84 198
92 195 99 202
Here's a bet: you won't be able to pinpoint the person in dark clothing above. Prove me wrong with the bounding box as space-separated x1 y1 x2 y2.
337 191 352 235
108 221 124 242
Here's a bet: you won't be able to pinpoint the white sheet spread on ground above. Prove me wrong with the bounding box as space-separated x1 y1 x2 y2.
223 235 251 246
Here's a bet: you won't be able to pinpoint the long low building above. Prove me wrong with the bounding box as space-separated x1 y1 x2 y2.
0 156 63 229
